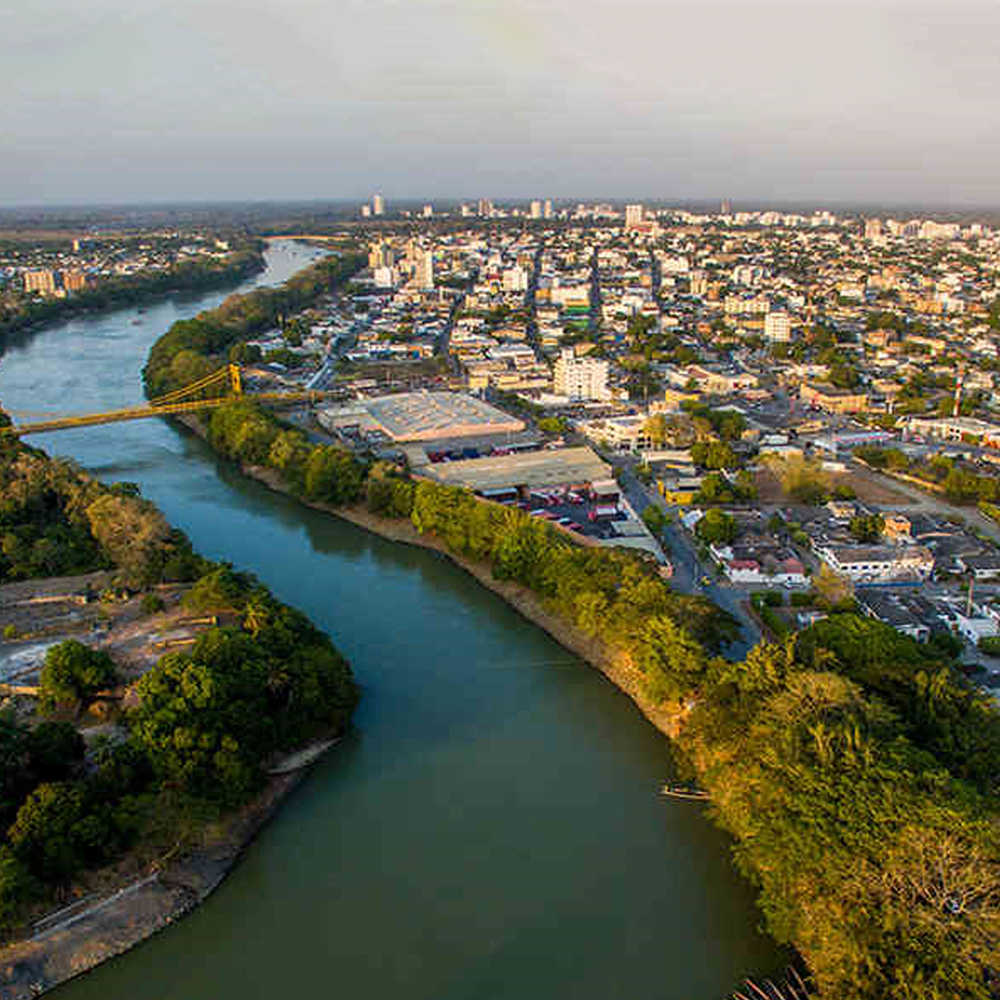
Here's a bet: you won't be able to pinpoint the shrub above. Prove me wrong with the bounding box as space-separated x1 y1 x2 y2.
141 593 166 615
39 641 118 714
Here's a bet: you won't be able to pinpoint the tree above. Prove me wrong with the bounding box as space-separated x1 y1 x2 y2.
0 847 28 929
636 616 708 702
641 505 667 535
812 563 854 607
691 440 737 470
849 512 885 543
84 494 173 587
7 782 118 881
27 721 85 783
39 641 118 714
695 509 737 545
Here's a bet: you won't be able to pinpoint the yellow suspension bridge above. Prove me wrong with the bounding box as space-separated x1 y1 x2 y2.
3 364 326 436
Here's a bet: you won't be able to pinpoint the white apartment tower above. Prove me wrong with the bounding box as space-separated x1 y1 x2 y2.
530 200 542 219
372 194 385 216
554 347 610 402
544 199 553 219
764 311 792 343
416 250 435 290
624 204 644 230
864 218 882 239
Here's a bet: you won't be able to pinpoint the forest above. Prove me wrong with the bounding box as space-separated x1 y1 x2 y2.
138 272 1000 998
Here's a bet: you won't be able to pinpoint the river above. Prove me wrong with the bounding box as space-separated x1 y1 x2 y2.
0 241 782 999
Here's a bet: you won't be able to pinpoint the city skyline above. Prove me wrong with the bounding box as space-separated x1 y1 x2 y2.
3 0 999 207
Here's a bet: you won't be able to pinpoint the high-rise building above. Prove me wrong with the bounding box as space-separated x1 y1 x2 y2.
373 194 385 216
361 204 371 217
530 200 542 219
624 204 644 230
422 204 433 218
764 311 792 343
502 266 528 293
416 250 435 290
61 269 87 292
553 347 610 401
864 218 883 240
477 198 493 218
543 199 553 219
720 199 732 215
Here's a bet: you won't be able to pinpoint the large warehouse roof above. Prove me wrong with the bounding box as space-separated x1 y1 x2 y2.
320 392 524 442
421 446 611 492
366 392 524 441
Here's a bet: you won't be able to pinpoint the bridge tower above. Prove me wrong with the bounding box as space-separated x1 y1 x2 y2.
229 364 243 396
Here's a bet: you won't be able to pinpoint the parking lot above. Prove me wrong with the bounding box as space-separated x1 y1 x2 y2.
499 488 627 541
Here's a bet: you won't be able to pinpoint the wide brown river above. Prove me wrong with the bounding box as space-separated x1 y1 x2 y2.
0 242 782 999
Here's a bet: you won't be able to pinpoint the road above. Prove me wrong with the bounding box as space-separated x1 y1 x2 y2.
616 464 763 657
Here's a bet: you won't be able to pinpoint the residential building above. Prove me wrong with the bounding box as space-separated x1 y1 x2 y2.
800 383 869 414
764 311 791 343
554 348 610 402
624 204 644 230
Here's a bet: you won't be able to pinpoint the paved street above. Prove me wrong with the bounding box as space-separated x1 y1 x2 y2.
616 464 763 657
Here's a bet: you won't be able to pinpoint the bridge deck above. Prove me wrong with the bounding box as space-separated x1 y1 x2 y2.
6 390 326 435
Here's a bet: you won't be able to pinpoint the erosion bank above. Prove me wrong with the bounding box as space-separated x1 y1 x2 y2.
0 740 338 1000
222 444 691 742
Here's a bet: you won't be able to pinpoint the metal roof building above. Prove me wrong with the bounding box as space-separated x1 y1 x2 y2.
420 445 611 493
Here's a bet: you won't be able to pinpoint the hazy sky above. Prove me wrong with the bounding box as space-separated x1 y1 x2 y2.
3 0 999 207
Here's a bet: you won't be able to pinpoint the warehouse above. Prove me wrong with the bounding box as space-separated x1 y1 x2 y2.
420 445 611 493
317 391 524 443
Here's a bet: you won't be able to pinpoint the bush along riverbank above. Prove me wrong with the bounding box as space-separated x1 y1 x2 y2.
0 423 358 995
0 243 266 351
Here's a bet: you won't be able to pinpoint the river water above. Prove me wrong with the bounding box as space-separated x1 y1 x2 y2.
0 242 782 999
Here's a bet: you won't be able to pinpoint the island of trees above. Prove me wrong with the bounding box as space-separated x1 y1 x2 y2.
0 423 357 934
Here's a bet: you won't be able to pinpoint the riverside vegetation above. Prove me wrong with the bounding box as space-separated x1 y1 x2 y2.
138 252 1000 998
0 424 357 935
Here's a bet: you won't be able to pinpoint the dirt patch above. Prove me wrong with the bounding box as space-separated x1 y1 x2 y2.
752 468 786 504
831 469 909 505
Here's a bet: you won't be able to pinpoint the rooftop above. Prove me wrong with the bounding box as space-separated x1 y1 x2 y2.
420 445 611 492
321 391 524 442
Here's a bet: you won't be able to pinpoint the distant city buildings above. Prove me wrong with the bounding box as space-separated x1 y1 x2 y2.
373 194 385 216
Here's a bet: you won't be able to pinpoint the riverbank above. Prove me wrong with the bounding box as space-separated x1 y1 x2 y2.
0 738 338 1000
228 448 691 742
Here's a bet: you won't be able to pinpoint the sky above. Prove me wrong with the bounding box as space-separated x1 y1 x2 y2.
2 0 999 207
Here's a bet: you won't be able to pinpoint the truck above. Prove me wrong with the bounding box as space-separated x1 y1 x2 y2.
588 505 619 521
